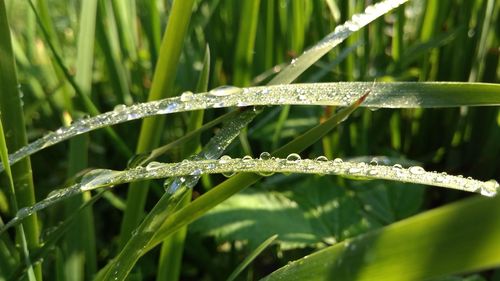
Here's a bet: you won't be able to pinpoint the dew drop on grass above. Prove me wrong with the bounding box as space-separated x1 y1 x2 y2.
259 152 271 160
480 180 499 197
368 169 378 176
347 167 362 175
369 158 378 166
242 155 253 162
392 164 403 170
219 155 232 164
208 85 242 97
315 156 328 162
180 91 194 102
333 158 343 164
113 104 127 112
409 166 425 175
127 152 150 168
146 161 163 171
286 153 301 163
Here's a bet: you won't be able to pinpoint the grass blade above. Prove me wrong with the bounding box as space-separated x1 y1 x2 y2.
261 195 500 281
226 234 278 281
0 0 41 278
268 0 408 85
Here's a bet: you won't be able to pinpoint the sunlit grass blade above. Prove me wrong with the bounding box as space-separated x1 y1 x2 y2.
119 0 196 248
226 234 278 281
2 81 498 175
269 0 408 85
0 0 40 278
261 195 500 281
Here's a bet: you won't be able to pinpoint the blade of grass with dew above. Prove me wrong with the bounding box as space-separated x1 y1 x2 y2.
0 0 41 279
156 45 211 281
226 234 278 281
261 195 500 281
1 81 500 174
268 0 409 85
119 0 196 248
3 149 499 236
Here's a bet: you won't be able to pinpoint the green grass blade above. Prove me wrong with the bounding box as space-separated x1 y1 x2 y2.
1 82 499 175
268 0 408 85
119 0 196 248
233 0 260 86
97 187 190 281
0 0 41 279
226 234 278 281
261 195 500 281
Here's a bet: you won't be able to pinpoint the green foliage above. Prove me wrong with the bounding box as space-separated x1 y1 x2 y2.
0 0 499 280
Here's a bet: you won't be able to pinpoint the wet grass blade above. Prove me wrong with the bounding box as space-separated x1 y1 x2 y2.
261 195 500 281
269 0 408 85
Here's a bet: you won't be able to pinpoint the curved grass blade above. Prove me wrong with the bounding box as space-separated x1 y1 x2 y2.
268 0 408 85
226 234 278 281
1 81 499 174
261 195 500 281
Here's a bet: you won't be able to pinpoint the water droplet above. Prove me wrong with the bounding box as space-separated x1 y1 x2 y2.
260 88 270 95
113 104 127 112
242 155 253 162
298 94 307 101
180 91 194 102
369 158 378 166
208 85 242 97
222 170 235 178
286 153 301 163
409 166 425 175
219 155 232 164
333 158 343 165
368 169 378 176
190 168 202 176
369 107 380 112
146 161 163 171
259 152 271 160
392 164 403 170
315 156 328 162
480 180 499 197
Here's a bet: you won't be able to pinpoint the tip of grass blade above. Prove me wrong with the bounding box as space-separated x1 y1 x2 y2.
355 89 371 106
